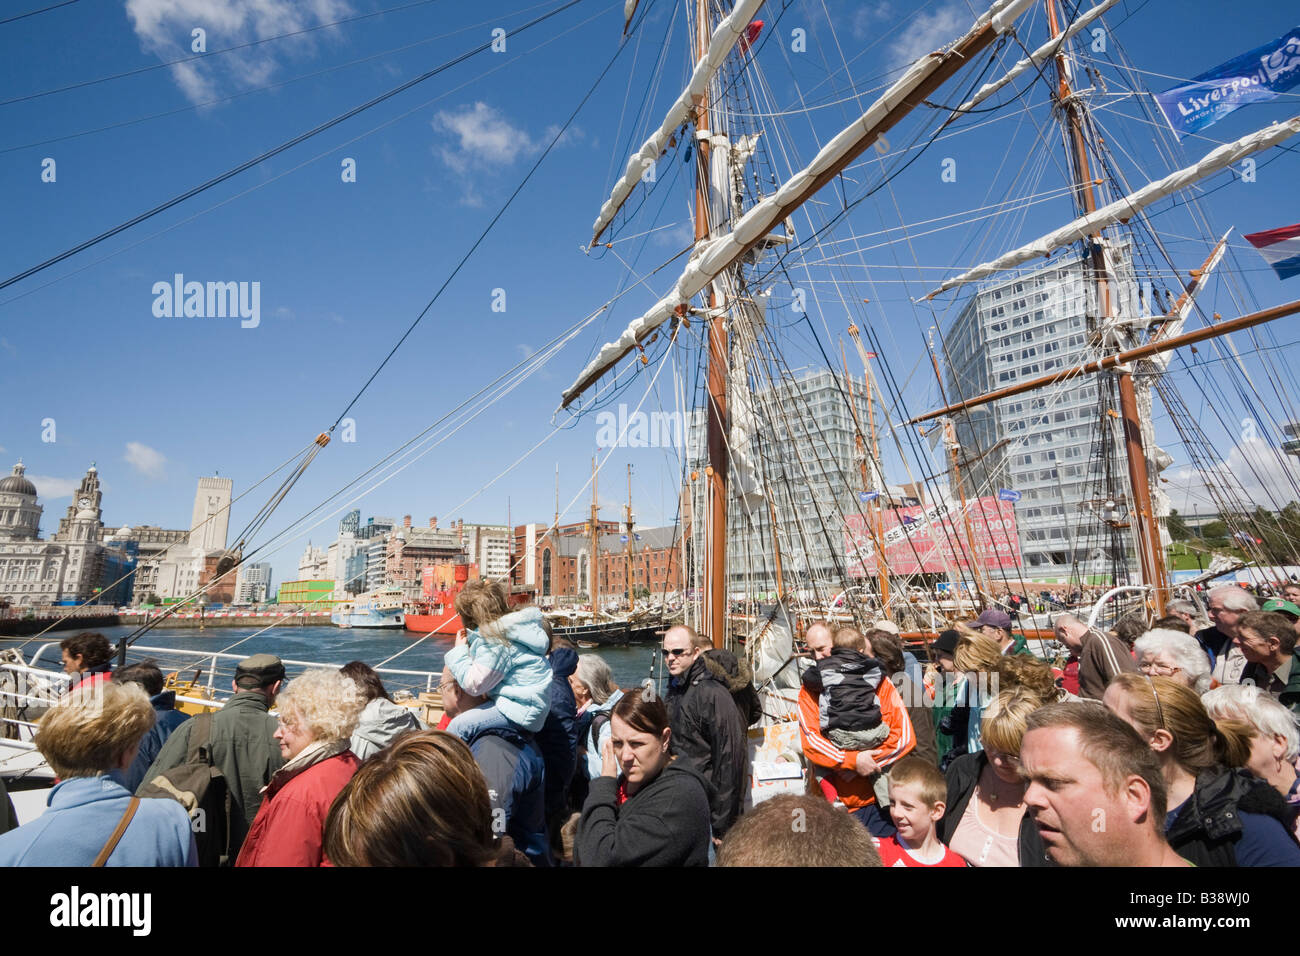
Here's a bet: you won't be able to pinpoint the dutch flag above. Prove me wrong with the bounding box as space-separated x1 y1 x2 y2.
1244 224 1300 281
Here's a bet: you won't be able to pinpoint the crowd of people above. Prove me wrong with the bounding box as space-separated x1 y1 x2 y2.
2 578 1299 867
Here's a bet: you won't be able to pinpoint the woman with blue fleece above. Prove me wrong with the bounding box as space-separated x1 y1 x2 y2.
444 580 552 738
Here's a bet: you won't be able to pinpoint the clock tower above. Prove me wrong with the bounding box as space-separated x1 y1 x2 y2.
55 463 104 542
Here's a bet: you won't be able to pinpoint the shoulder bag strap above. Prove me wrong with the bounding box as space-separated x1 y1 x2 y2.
92 797 140 867
188 712 215 765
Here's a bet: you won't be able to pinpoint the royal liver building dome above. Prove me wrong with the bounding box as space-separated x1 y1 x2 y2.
0 461 109 606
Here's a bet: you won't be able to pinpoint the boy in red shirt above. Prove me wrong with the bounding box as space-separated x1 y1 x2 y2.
876 757 967 867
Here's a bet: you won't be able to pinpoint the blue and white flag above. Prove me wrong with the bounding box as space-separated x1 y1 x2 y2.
859 490 880 502
1155 26 1300 138
620 535 628 542
997 488 1022 502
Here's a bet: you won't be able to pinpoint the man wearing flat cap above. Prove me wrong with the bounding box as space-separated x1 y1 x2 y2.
139 653 286 858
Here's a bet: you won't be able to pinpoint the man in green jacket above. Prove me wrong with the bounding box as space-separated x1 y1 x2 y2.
138 654 285 857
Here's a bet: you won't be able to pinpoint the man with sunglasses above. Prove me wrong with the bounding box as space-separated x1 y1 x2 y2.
662 626 748 841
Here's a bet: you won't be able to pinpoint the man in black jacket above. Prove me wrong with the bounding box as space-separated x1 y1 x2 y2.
662 625 748 841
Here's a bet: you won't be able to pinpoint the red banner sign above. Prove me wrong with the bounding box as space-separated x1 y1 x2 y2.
844 496 1022 576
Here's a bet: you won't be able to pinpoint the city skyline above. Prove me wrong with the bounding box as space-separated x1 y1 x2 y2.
3 1 1299 597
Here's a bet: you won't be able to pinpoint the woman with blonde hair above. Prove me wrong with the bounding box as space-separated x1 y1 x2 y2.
0 681 195 866
952 626 1007 755
236 669 366 867
1103 673 1300 866
937 686 1049 867
324 730 526 866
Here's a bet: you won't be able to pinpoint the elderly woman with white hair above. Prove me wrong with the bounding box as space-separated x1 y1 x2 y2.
1133 628 1213 694
1203 683 1300 831
236 669 366 867
570 654 625 785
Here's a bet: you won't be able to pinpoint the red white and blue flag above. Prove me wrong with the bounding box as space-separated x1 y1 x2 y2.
1244 223 1300 280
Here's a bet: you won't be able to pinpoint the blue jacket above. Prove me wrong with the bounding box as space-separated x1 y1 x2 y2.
468 724 550 867
583 688 625 782
535 646 579 821
0 774 196 867
122 691 191 793
445 606 553 732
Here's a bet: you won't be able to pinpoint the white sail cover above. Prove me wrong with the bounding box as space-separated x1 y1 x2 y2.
592 0 767 244
954 0 1120 115
564 0 1037 407
923 116 1300 299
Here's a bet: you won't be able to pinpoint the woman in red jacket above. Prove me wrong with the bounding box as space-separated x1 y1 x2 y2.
236 669 365 867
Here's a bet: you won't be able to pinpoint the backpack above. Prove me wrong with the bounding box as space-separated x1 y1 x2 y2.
568 711 612 812
138 713 234 867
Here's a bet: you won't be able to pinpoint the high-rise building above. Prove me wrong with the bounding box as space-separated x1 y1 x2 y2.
339 509 360 536
943 246 1143 580
686 367 873 593
235 562 273 605
189 476 233 552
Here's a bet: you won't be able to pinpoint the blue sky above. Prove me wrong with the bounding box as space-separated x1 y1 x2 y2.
2 0 1298 590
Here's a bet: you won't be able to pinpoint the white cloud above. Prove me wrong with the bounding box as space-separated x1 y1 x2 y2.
887 2 967 68
1167 440 1300 512
26 475 79 500
433 102 538 174
124 442 168 479
124 0 352 105
516 343 537 359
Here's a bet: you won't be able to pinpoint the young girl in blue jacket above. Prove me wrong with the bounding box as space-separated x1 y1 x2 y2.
444 580 552 738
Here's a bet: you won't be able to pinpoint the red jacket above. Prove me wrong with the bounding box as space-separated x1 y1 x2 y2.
798 677 914 811
235 750 359 867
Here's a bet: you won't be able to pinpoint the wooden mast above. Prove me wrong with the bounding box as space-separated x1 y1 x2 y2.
843 338 890 612
696 0 728 649
1045 0 1167 612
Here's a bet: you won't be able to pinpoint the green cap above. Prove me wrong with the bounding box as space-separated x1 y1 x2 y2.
235 653 286 685
1261 599 1300 620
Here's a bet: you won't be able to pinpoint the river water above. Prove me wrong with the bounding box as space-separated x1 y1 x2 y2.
62 624 668 697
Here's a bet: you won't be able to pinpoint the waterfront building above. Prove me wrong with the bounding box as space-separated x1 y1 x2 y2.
457 521 511 581
277 578 337 608
685 367 873 595
298 542 328 579
99 525 189 604
513 520 682 606
358 515 394 540
0 462 116 606
943 247 1144 581
386 516 464 601
363 536 388 592
234 562 273 605
189 477 233 552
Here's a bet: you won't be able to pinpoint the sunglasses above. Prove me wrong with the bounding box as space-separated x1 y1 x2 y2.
662 648 692 658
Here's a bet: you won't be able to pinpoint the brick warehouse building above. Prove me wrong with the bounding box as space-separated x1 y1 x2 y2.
512 520 683 605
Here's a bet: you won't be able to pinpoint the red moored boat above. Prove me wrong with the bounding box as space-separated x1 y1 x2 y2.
404 564 470 637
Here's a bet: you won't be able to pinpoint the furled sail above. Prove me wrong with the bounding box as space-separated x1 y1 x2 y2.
592 0 767 244
922 116 1300 299
563 0 1038 408
954 0 1120 115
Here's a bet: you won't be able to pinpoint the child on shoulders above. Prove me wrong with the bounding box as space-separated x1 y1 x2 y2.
443 580 552 739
